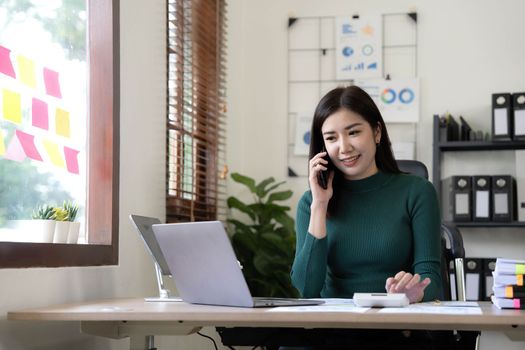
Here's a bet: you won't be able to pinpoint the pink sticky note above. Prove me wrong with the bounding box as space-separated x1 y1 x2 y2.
0 45 16 78
64 146 80 174
43 67 62 98
32 98 49 130
4 133 26 162
16 130 42 161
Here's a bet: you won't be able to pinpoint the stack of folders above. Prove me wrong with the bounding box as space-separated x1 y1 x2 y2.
491 258 525 309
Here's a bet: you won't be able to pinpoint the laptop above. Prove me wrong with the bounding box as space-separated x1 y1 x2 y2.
152 221 324 308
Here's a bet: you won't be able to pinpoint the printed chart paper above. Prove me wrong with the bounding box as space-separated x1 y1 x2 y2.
335 16 382 80
294 112 313 156
356 78 419 123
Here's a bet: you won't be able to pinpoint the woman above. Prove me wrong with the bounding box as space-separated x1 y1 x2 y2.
289 85 443 349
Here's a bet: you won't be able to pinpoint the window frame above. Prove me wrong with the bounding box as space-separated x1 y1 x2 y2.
0 0 120 268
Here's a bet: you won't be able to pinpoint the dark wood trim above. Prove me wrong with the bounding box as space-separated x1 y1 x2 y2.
0 0 120 268
0 242 117 268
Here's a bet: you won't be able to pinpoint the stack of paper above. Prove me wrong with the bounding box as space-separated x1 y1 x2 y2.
491 258 525 309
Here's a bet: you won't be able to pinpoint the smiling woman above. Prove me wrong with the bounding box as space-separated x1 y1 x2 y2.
289 84 443 347
0 0 119 268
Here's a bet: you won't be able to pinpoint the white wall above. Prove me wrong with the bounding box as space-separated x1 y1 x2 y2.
226 1 525 349
227 0 525 258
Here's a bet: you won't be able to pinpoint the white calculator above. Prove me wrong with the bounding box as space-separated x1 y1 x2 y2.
353 293 409 307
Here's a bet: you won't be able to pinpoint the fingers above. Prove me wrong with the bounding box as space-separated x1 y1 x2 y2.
309 152 328 172
387 272 430 292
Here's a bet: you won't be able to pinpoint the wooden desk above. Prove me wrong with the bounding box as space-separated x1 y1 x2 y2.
7 298 525 349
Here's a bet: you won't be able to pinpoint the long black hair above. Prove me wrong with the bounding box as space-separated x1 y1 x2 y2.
309 85 401 216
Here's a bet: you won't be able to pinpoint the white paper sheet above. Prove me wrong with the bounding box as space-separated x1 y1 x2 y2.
267 298 369 313
377 301 482 315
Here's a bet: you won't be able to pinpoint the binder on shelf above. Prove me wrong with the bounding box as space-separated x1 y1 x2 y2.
465 258 483 301
437 114 461 142
438 115 448 142
442 176 472 222
516 150 525 222
491 175 516 222
483 258 496 301
513 92 525 140
492 93 513 141
459 116 473 141
446 114 460 141
472 176 491 222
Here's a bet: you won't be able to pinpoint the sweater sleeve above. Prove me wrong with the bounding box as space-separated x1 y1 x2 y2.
408 179 443 301
290 191 328 298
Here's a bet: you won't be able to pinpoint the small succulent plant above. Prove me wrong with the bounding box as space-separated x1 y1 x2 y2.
31 204 55 220
51 207 68 221
62 201 79 222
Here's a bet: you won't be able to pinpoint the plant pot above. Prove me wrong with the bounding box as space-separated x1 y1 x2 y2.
7 220 56 243
67 221 81 244
37 220 56 243
53 221 70 243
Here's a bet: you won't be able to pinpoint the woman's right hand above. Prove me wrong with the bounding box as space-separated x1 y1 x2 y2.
308 151 334 205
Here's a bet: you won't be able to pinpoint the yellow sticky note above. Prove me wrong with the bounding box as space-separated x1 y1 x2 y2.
43 139 65 168
0 130 5 155
17 55 36 88
2 89 22 124
55 108 70 138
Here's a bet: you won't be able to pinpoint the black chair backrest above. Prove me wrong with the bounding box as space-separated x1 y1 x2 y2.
397 159 429 179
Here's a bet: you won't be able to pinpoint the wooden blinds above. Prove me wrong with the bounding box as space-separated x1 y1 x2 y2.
166 0 227 223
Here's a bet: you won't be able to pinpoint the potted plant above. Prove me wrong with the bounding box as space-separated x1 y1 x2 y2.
28 204 56 243
227 173 298 298
52 206 69 243
63 201 80 244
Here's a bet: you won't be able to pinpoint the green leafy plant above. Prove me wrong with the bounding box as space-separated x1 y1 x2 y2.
62 201 79 222
227 173 298 298
31 204 54 220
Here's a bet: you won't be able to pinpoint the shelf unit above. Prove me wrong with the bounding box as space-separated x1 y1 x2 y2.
432 115 525 228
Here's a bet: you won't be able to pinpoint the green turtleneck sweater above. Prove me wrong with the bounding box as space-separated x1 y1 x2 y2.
291 171 442 302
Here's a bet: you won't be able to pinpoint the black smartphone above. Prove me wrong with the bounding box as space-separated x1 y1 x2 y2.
317 148 333 189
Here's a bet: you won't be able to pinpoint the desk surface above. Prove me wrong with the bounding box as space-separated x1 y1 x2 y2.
7 298 525 333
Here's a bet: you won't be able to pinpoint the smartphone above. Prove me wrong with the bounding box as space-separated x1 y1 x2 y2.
317 148 333 189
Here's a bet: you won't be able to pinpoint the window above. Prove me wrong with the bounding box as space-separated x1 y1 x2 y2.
0 0 119 268
166 0 227 223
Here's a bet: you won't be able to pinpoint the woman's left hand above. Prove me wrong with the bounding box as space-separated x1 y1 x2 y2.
385 271 430 304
